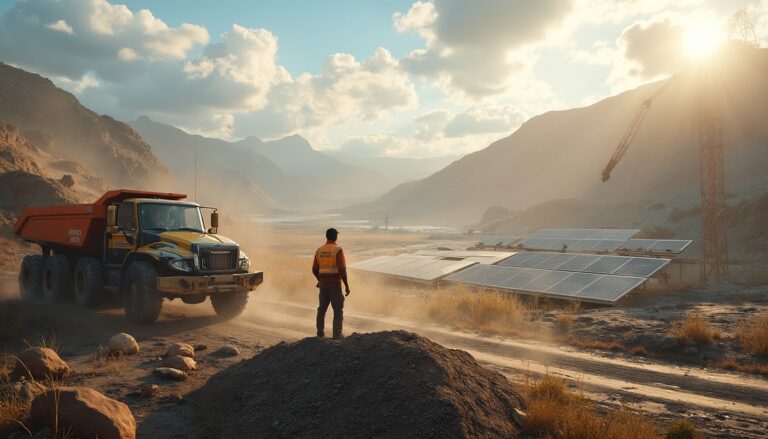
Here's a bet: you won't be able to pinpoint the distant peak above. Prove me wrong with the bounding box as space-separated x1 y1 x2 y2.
135 115 152 124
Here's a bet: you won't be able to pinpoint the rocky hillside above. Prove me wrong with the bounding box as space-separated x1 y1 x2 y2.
131 116 395 209
376 44 768 224
0 63 172 190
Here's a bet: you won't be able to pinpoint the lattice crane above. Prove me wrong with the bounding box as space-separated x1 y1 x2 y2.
600 9 757 282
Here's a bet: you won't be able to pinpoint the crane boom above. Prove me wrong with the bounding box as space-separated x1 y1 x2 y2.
601 78 673 182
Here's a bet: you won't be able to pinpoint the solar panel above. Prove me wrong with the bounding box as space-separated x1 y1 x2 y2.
619 239 692 254
412 250 516 264
527 228 640 241
612 257 669 277
498 252 670 278
583 256 631 274
575 275 646 302
547 272 601 295
444 264 647 304
648 240 692 253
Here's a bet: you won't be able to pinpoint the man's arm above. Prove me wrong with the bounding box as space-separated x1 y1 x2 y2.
337 248 350 295
312 252 320 280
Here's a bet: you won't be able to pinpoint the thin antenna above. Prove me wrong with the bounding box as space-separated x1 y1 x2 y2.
194 137 198 202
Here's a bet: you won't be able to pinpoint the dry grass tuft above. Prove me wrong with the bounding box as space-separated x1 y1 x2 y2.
628 345 648 356
0 362 33 437
665 419 703 439
571 337 625 352
521 375 657 439
713 357 768 376
89 346 127 374
736 314 768 356
423 287 530 335
671 312 720 345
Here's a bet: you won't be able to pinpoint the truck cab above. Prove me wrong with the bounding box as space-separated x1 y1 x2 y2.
15 190 263 324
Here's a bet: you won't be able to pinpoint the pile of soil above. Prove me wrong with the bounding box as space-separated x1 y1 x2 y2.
193 331 524 439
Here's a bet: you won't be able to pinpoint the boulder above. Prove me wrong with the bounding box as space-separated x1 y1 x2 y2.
165 342 195 359
213 345 240 357
13 347 69 380
163 355 196 372
30 386 136 439
153 367 187 380
108 333 140 355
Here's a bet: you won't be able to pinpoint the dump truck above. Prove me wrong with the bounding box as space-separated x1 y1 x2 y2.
13 189 263 324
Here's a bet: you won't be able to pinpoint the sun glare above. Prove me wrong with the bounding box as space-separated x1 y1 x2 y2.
683 25 723 59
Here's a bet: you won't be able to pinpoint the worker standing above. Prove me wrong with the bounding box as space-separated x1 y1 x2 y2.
312 228 350 339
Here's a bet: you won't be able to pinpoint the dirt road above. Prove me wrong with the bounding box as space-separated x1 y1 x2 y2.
2 278 767 437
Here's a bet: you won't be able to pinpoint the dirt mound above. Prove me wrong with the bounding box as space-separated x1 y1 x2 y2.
193 331 524 439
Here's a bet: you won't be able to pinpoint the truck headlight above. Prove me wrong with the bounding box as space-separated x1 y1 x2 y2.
238 251 250 271
170 259 194 272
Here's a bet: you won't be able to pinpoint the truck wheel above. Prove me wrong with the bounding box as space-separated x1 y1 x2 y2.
42 255 71 302
19 255 44 300
211 292 249 319
73 257 104 308
123 262 163 324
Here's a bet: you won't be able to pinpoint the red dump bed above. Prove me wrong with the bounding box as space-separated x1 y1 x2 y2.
13 189 186 257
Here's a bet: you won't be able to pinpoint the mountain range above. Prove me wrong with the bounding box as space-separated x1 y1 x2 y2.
374 44 768 228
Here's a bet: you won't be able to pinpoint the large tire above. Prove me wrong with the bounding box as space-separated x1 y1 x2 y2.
122 261 163 324
42 255 71 302
73 257 104 308
211 292 249 319
19 255 44 300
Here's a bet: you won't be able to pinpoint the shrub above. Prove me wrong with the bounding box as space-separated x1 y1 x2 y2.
736 314 768 356
671 312 719 345
665 420 703 439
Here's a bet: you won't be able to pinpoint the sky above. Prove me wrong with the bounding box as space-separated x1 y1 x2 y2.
0 0 765 158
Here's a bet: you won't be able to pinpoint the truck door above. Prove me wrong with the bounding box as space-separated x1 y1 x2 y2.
107 202 136 265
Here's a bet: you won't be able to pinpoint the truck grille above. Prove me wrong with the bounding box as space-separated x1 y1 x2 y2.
199 249 237 272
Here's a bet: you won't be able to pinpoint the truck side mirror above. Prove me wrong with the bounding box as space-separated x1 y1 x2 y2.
210 211 219 229
107 205 117 227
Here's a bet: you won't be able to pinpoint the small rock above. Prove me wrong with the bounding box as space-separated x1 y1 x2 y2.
13 347 70 380
163 355 196 372
213 345 240 357
140 384 159 399
31 386 136 439
165 343 195 359
194 344 208 352
108 333 140 356
573 316 594 324
152 367 187 380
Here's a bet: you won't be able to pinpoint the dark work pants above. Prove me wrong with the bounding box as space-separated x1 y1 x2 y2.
316 283 344 337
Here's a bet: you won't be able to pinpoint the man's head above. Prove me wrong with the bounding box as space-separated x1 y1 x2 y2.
326 227 339 242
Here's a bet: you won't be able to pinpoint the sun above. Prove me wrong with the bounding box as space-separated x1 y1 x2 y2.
683 25 723 59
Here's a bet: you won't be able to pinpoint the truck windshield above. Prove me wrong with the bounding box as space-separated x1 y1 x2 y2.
139 203 204 233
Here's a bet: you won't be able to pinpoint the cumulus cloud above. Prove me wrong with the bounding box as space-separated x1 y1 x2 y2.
0 0 208 81
395 0 574 98
413 110 451 141
620 17 685 78
233 47 417 138
46 19 74 35
339 132 409 158
444 106 524 138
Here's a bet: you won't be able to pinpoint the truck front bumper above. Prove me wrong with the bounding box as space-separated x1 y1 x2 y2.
156 271 264 295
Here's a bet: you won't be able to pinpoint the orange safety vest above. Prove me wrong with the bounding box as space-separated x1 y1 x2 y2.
316 242 341 276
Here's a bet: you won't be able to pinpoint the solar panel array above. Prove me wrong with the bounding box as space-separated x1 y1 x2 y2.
445 265 647 304
516 228 641 252
619 239 692 254
497 252 670 277
350 254 477 282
